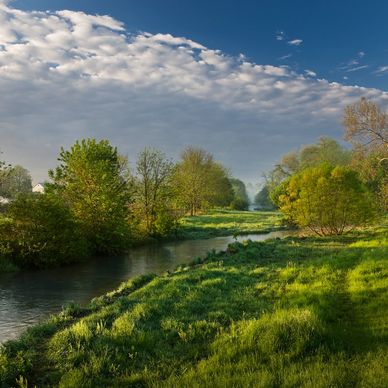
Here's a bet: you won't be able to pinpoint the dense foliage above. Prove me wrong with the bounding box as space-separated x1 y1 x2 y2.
1 223 387 386
254 185 276 210
0 193 88 268
278 165 375 235
0 141 254 271
48 139 132 254
0 165 32 199
134 148 178 237
260 100 388 230
174 147 234 215
229 178 250 210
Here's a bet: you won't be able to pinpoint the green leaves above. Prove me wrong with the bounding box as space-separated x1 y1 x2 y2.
278 165 376 235
49 139 132 253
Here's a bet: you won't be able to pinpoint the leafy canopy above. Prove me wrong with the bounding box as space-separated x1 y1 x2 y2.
48 138 131 253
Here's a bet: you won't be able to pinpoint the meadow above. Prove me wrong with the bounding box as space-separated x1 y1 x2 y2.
1 219 387 387
179 210 284 239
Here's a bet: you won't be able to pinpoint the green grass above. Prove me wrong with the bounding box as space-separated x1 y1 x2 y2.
179 209 284 239
1 223 387 387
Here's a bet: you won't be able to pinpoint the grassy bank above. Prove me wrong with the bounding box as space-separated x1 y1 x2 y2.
1 221 387 387
179 210 283 239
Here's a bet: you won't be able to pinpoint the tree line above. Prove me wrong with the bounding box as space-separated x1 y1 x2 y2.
0 143 249 269
255 97 387 235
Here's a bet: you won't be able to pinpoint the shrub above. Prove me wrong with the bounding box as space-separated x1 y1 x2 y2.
0 193 89 268
278 165 376 235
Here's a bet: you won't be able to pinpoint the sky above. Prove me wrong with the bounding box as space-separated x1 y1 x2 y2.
1 0 388 187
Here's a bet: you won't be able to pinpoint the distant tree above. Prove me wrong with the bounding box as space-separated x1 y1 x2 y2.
230 178 250 210
208 164 234 208
0 152 11 197
48 139 132 253
278 165 375 235
254 185 276 210
174 147 233 215
135 148 175 236
343 98 388 210
0 165 32 198
265 137 351 208
343 97 388 154
299 137 351 170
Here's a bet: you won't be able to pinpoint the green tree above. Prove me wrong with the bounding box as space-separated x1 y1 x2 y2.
48 139 132 253
174 147 233 215
265 137 351 209
299 137 351 170
134 148 175 236
254 185 276 210
230 178 250 210
278 165 375 235
0 152 11 197
0 165 32 198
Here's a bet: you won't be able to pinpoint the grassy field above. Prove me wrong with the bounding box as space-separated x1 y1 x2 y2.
1 220 387 387
179 210 284 239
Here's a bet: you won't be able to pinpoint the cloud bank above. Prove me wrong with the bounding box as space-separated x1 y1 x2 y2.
1 2 388 183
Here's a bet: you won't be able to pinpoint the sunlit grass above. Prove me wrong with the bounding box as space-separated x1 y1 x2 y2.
0 222 387 387
180 209 284 238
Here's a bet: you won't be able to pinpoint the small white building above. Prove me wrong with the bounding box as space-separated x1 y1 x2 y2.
32 183 45 194
0 196 10 205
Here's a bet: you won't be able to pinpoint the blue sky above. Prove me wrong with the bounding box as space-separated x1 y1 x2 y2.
1 0 388 187
15 0 388 90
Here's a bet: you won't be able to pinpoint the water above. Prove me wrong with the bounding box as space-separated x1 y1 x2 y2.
0 231 289 343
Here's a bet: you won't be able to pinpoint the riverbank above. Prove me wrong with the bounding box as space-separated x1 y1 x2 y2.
0 210 284 272
1 222 387 387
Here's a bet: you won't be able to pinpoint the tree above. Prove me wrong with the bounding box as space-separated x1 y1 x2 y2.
0 165 32 198
0 151 11 197
207 163 234 208
343 97 388 153
254 185 276 210
265 137 351 210
343 98 388 211
48 139 132 253
174 147 233 215
135 148 175 236
278 165 375 236
299 137 351 170
230 178 250 210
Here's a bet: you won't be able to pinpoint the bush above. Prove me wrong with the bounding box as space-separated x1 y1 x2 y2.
278 164 376 235
0 193 89 268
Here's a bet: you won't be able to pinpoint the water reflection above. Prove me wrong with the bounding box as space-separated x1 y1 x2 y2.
0 231 290 343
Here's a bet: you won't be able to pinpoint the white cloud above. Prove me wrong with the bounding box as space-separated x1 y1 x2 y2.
345 65 369 73
375 66 388 75
304 69 317 77
0 3 388 183
288 39 303 46
279 53 292 60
